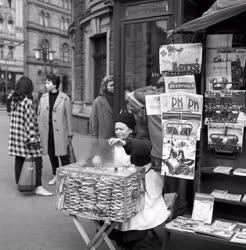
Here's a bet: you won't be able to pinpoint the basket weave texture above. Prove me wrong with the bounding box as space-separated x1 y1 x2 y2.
56 163 145 222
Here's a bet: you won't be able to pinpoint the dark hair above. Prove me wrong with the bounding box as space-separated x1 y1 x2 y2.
99 75 113 96
47 73 60 90
115 111 136 130
12 76 33 103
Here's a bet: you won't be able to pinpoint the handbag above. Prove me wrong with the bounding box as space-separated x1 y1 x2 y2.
18 157 36 192
68 140 76 163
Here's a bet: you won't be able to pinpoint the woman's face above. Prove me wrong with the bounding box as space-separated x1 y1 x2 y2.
45 80 56 92
115 122 132 139
107 81 114 93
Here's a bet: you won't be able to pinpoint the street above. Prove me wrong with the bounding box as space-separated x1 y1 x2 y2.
0 110 108 250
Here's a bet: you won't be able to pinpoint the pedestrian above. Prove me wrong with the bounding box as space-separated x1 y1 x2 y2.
37 73 73 185
89 75 115 139
6 89 14 115
8 76 53 196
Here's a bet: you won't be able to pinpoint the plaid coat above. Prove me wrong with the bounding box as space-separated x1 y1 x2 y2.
8 97 42 158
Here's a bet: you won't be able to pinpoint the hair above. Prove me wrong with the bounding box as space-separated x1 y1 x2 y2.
12 76 34 103
47 73 60 90
99 75 114 96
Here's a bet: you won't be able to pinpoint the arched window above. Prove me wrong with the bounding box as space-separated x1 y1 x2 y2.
41 39 49 60
60 0 65 8
40 11 45 26
65 18 69 30
64 0 68 9
44 12 49 27
60 17 65 30
0 18 3 33
8 45 14 60
7 18 14 35
7 0 11 8
62 43 69 62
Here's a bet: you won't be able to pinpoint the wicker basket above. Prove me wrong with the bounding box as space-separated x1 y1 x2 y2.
56 162 145 222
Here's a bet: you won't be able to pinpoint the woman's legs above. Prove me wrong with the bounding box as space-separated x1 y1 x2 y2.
34 156 43 187
15 156 25 184
48 126 59 175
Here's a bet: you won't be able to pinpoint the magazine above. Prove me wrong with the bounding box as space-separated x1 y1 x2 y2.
213 220 237 231
192 193 214 224
207 123 244 153
231 223 246 244
205 90 246 125
224 193 242 202
213 166 233 175
206 34 233 49
165 216 201 232
233 168 246 176
145 94 161 115
241 194 246 203
164 75 196 94
211 189 228 199
159 43 202 73
206 62 232 90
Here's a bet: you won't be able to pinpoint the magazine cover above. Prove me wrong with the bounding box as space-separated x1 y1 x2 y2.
192 193 214 224
207 123 244 153
206 34 233 49
205 90 246 125
211 189 228 199
159 43 202 73
164 75 197 94
231 224 246 243
233 168 246 176
145 94 161 115
206 62 232 90
162 136 196 180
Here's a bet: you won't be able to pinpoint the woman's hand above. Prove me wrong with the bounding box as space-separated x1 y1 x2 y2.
108 138 126 146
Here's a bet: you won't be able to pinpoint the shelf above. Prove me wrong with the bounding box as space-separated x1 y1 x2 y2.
201 168 246 177
214 198 246 207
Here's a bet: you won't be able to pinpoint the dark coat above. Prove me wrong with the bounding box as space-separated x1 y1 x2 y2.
89 96 114 139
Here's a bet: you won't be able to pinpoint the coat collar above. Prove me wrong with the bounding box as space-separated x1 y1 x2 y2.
43 91 65 110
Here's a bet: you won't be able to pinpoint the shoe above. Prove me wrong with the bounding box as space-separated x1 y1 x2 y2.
35 186 53 196
48 176 57 185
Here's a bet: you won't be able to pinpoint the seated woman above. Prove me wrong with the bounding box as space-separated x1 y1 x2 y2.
106 111 170 250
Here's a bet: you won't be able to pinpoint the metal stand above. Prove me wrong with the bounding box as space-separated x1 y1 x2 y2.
71 215 117 250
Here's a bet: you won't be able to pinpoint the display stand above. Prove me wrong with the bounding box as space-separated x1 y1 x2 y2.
70 215 117 250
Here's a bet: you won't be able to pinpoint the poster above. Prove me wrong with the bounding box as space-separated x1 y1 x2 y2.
206 34 233 49
205 90 246 125
208 123 244 153
145 94 161 115
164 75 196 93
206 62 232 90
159 43 202 73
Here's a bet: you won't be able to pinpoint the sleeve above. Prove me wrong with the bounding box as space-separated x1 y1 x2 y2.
124 137 152 157
24 100 39 144
89 99 99 137
65 96 73 136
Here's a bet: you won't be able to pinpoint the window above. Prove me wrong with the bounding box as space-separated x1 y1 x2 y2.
7 18 14 35
41 39 49 60
60 0 65 8
60 17 65 30
44 13 49 27
40 11 44 26
7 0 11 8
65 18 69 31
8 45 14 60
0 18 3 33
0 0 4 6
0 44 4 58
64 0 68 9
123 20 168 91
62 43 69 62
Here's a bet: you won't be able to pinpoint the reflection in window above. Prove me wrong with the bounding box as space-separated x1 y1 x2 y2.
124 20 168 91
62 43 69 62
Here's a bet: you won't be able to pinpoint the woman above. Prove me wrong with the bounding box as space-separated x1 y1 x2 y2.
37 73 73 185
107 111 170 250
89 75 115 139
8 76 52 196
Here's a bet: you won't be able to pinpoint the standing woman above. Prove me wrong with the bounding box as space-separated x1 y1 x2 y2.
8 76 52 196
38 73 73 185
89 75 115 139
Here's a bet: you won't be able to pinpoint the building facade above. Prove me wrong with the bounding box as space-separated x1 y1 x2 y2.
24 0 72 96
0 0 24 104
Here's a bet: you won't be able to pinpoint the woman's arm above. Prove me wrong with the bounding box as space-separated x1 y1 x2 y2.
89 99 99 137
65 96 73 136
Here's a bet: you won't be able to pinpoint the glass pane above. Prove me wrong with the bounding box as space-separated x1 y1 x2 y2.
124 20 168 91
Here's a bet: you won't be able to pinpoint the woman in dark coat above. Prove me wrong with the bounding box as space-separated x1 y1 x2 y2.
8 76 52 196
89 75 115 139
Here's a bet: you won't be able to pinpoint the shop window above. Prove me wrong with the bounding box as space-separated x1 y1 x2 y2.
62 43 69 62
92 35 106 98
0 18 3 33
0 44 4 58
123 20 169 91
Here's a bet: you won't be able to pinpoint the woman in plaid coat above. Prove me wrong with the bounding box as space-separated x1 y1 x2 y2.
8 76 52 196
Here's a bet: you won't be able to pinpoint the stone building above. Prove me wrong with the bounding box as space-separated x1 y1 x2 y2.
23 0 72 96
0 0 24 104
